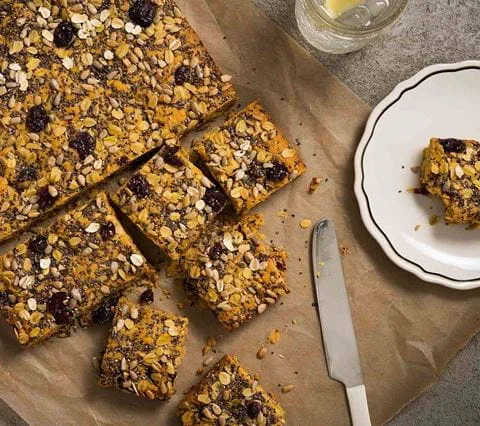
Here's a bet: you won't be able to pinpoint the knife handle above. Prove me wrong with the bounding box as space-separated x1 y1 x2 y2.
346 385 372 426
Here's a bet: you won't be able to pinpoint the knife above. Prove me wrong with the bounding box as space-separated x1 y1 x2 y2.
312 218 371 426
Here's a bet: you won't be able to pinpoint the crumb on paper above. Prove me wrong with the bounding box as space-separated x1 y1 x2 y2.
202 356 213 367
281 384 295 393
410 166 420 174
414 224 421 231
256 346 267 359
340 245 351 256
429 215 440 226
308 177 322 193
267 329 281 344
195 368 204 376
299 219 312 229
202 336 217 356
276 209 288 219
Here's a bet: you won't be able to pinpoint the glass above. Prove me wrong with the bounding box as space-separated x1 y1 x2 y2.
295 0 408 54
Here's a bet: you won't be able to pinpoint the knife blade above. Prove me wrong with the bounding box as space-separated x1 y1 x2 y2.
312 218 371 426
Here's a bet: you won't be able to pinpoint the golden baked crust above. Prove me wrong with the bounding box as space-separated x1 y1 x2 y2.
99 296 188 400
178 354 286 425
181 214 289 330
0 192 152 346
0 0 236 242
421 138 480 224
192 101 305 214
111 145 227 260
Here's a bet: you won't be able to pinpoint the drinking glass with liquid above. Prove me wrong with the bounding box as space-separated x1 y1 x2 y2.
296 0 408 54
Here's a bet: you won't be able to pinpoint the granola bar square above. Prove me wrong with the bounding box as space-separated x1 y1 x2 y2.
181 214 289 330
192 101 305 214
421 137 480 224
99 296 188 400
0 192 152 346
178 355 286 425
111 145 228 260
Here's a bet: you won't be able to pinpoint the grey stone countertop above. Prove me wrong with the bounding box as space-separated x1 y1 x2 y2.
1 1 480 425
251 0 480 425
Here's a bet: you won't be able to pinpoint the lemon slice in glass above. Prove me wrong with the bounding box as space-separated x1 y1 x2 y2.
324 0 366 18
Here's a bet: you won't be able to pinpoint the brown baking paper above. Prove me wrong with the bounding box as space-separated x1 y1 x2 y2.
1 1 480 425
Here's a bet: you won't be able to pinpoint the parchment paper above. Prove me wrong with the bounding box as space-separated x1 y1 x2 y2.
1 1 480 425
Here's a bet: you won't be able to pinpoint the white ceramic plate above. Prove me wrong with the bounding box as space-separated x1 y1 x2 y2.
354 61 480 290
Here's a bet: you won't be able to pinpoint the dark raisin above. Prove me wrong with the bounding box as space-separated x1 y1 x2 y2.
70 131 95 160
117 156 129 166
203 187 227 213
0 291 9 307
208 242 223 260
161 145 183 166
128 175 150 199
17 166 37 182
247 160 265 181
54 21 75 48
28 235 48 255
0 5 12 20
99 0 111 11
246 400 263 419
37 186 56 210
129 0 157 28
266 161 288 182
230 404 248 420
414 186 429 196
440 138 466 153
26 105 49 133
100 221 116 240
46 292 73 325
276 259 287 271
140 288 154 304
92 297 118 325
174 65 195 86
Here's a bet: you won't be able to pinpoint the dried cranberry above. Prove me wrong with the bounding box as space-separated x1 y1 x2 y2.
17 166 37 182
128 175 150 199
140 288 154 304
440 138 466 153
54 21 75 48
174 65 195 86
92 297 118 325
70 131 95 160
247 160 265 181
203 187 227 213
129 0 157 28
100 221 116 240
161 145 183 166
276 259 287 271
46 292 73 325
28 235 48 255
246 400 263 418
37 187 56 210
266 161 288 182
0 291 9 307
26 105 49 133
208 242 223 260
